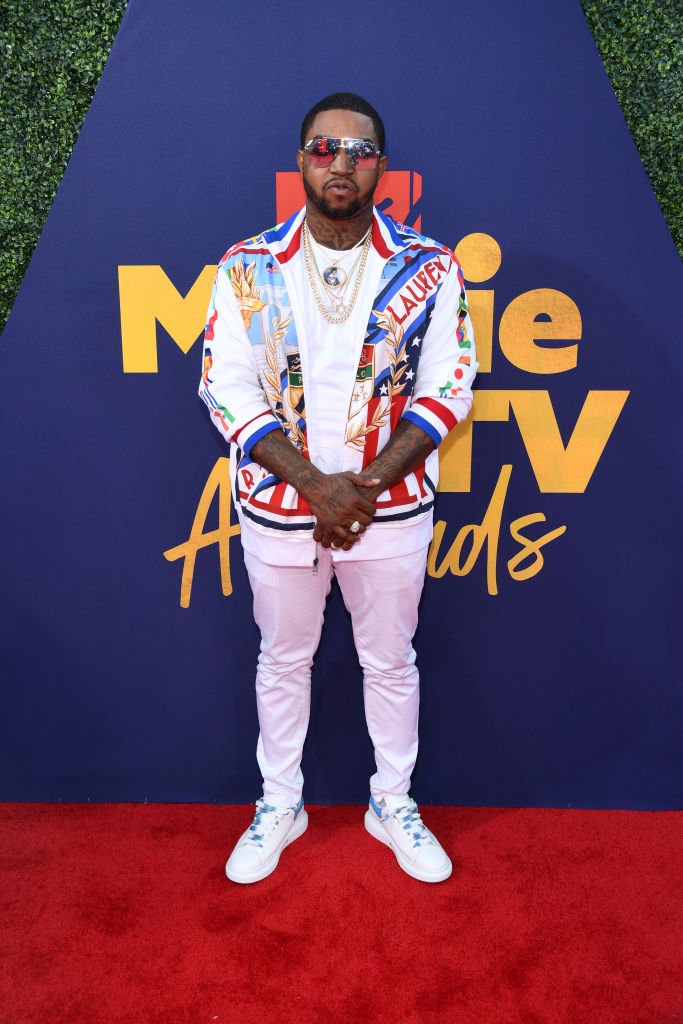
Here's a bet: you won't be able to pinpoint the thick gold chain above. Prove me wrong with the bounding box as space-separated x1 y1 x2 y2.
302 220 372 325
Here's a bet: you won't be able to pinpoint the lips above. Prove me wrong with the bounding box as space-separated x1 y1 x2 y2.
325 180 357 194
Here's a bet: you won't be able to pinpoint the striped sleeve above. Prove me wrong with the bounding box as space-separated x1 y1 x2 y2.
198 256 282 454
233 411 282 457
400 253 477 445
402 397 460 446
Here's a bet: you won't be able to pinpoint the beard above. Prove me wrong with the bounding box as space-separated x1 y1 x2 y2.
302 174 374 221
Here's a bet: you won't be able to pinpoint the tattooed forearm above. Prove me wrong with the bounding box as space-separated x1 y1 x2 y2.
250 429 324 497
358 420 435 500
251 429 377 544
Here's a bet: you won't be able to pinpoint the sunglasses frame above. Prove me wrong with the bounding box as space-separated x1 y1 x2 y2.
302 136 382 169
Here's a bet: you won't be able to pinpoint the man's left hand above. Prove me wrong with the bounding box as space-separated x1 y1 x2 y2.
313 473 382 550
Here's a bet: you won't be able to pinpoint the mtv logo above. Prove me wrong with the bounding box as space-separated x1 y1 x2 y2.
276 171 422 231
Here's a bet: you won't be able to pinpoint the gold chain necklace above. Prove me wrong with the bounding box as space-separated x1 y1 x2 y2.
302 220 372 325
308 228 370 288
309 234 367 310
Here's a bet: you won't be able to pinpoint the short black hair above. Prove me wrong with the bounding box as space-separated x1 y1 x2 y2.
300 92 385 153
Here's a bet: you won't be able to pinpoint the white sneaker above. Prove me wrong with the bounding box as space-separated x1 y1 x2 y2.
225 797 308 884
365 795 452 883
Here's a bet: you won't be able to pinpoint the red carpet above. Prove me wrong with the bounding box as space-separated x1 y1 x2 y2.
0 804 681 1023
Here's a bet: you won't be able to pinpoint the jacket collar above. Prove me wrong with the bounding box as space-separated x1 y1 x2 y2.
262 205 408 266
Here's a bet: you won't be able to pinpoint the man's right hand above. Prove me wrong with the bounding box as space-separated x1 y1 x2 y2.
307 472 378 550
250 430 381 550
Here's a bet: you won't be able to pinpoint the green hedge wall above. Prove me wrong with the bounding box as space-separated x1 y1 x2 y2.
581 0 682 257
1 1 129 330
1 1 681 331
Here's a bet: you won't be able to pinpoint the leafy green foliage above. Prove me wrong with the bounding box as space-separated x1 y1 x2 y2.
0 1 128 329
0 1 681 330
580 0 682 259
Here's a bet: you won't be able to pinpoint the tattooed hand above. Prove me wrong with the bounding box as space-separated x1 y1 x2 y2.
311 418 436 550
250 431 382 550
250 421 435 552
336 421 437 546
309 472 380 550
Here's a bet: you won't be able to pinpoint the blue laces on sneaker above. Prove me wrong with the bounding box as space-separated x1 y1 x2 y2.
390 800 436 849
246 799 290 848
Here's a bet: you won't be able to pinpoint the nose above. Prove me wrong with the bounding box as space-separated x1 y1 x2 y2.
329 146 355 172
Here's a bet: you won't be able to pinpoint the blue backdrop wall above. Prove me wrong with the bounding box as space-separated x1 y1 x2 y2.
1 0 681 808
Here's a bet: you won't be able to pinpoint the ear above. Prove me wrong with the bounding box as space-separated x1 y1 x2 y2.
376 154 388 182
296 150 304 172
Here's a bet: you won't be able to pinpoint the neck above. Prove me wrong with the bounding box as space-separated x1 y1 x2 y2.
304 203 373 251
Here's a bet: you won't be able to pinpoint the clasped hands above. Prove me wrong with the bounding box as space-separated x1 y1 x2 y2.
308 471 382 551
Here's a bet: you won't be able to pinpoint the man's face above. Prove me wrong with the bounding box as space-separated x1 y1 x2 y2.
297 109 387 221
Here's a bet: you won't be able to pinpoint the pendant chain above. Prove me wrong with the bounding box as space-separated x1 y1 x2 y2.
302 220 373 325
309 231 366 295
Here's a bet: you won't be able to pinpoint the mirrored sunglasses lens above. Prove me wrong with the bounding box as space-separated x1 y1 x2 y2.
307 138 338 166
347 140 379 168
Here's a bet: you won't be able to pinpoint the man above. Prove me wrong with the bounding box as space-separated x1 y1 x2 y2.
199 92 477 884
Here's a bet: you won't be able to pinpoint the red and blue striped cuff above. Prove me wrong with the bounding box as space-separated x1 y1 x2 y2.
401 397 459 446
234 412 282 457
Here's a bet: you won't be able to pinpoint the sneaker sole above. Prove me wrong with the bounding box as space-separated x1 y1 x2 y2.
364 809 452 883
225 809 309 884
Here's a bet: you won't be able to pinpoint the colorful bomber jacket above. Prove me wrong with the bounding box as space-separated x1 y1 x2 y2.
199 206 477 534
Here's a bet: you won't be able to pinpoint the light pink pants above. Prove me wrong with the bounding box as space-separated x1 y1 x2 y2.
243 544 429 807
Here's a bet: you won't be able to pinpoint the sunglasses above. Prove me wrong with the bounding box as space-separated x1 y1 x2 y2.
302 136 382 169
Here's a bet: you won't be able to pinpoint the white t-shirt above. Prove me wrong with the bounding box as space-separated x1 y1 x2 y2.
238 238 433 565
